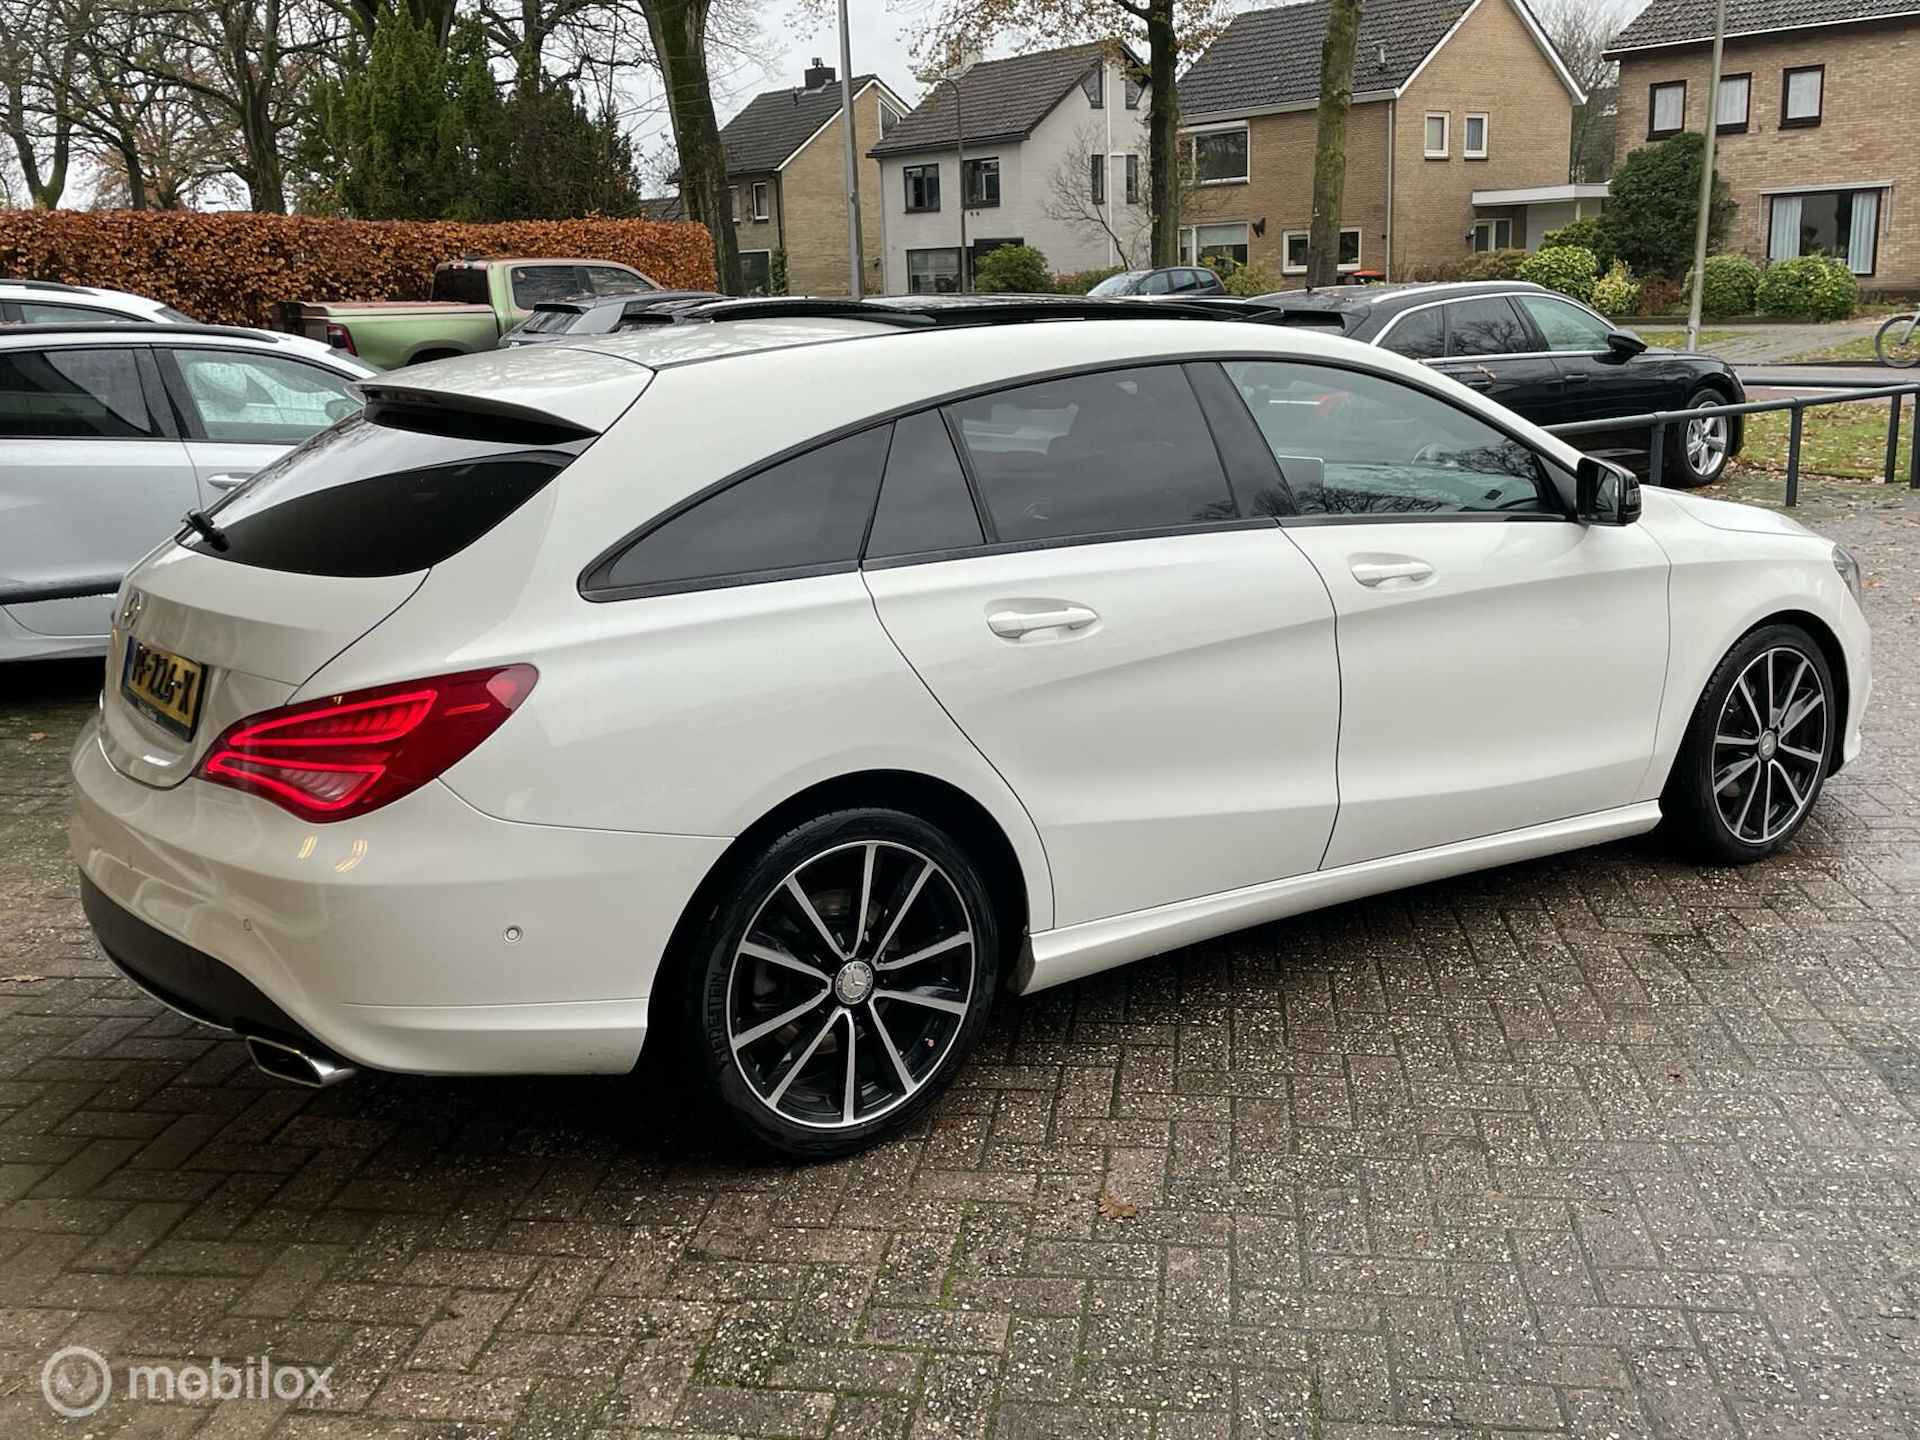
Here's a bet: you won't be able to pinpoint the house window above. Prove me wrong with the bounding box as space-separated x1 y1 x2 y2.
750 181 770 221
903 164 940 212
880 103 901 135
1090 154 1105 205
739 250 774 295
963 157 1000 207
1082 66 1104 108
729 186 741 223
1768 188 1881 275
1124 74 1143 109
1648 81 1685 137
1471 218 1514 252
1180 223 1250 271
1424 112 1449 158
1279 227 1362 274
907 247 962 294
1189 126 1249 184
1124 154 1139 204
1463 113 1488 159
1716 74 1751 133
1782 66 1823 127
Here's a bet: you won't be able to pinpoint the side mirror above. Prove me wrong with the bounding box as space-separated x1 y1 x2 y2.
1606 330 1647 360
1577 456 1641 525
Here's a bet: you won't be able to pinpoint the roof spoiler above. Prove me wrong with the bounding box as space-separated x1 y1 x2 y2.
360 383 601 444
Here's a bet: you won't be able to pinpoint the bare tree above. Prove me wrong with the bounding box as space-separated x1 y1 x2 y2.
1306 0 1361 287
0 0 82 208
639 0 741 290
1538 0 1617 182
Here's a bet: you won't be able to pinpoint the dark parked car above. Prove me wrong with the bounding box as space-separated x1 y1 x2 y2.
501 289 725 346
1245 281 1744 487
1088 267 1227 298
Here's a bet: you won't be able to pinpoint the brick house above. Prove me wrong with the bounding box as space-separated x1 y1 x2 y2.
1605 0 1919 293
869 44 1151 294
1177 0 1586 284
714 62 912 295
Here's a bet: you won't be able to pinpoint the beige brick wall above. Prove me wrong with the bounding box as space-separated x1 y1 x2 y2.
780 86 893 296
730 173 781 287
1393 0 1573 276
1613 20 1920 292
1183 0 1571 285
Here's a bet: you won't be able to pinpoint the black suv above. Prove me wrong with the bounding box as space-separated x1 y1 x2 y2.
1246 281 1744 487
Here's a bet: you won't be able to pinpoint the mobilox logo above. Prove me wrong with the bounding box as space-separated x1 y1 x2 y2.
41 1346 333 1417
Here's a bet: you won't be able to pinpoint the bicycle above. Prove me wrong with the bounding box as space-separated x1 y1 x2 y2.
1876 311 1920 367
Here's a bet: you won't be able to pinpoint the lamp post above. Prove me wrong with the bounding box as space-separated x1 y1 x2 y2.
835 0 864 297
1684 0 1729 352
935 75 969 292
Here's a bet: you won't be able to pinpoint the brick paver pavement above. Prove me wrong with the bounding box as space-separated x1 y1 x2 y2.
2 481 1918 1439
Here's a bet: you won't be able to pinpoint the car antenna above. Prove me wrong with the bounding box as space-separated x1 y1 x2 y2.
181 509 230 552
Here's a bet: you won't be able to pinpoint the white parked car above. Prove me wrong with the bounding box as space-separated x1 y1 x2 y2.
70 300 1870 1157
1 278 347 363
1 325 374 660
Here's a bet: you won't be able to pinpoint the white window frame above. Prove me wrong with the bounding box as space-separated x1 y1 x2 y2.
1186 122 1250 186
1178 221 1252 269
1424 112 1449 159
749 181 770 222
1280 227 1362 275
1470 218 1513 252
1463 113 1488 159
729 186 741 223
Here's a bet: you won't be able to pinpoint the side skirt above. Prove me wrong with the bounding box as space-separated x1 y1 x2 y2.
1012 802 1662 995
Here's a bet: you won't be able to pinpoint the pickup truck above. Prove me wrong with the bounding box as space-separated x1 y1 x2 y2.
280 256 659 371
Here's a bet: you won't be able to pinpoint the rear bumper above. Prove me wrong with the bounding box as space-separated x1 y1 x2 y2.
71 721 730 1075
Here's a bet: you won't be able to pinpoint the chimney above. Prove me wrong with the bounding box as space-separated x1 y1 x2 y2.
803 57 836 90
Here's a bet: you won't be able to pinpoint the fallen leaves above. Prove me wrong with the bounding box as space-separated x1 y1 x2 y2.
1 975 46 984
1097 1192 1137 1221
26 732 46 742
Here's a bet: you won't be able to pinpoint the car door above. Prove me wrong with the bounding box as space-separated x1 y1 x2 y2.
157 345 364 502
1221 358 1669 870
1419 296 1563 423
0 343 197 640
1512 293 1669 460
862 366 1341 928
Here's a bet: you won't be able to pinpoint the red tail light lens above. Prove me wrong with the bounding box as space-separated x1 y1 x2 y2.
196 665 536 822
323 322 357 355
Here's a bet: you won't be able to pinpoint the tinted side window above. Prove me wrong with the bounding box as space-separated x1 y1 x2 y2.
171 350 362 444
1377 306 1444 360
1139 271 1172 294
1223 360 1555 517
585 266 647 296
599 426 891 593
431 267 490 305
1515 295 1614 352
945 366 1237 543
866 412 984 559
0 347 155 438
18 301 138 324
511 266 585 307
1445 297 1534 357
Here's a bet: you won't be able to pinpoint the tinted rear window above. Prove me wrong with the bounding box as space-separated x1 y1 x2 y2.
431 267 491 305
182 416 584 576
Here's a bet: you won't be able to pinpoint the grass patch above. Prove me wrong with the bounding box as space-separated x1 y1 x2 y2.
1635 328 1745 348
1737 397 1914 481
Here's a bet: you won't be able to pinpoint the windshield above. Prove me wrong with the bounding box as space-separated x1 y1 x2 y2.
181 415 587 576
1087 272 1146 297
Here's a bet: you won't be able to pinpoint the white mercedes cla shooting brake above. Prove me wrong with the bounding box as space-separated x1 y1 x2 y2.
71 300 1870 1157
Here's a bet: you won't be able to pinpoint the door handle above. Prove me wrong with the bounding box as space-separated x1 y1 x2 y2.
1561 373 1591 386
987 604 1099 638
205 473 253 491
1350 559 1434 587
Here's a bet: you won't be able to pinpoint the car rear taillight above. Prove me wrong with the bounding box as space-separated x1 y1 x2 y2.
323 322 357 354
196 665 536 822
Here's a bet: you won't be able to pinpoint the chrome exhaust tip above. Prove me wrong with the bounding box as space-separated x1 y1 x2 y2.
245 1035 357 1088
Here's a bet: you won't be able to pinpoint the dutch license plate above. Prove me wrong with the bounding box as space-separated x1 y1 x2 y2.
121 639 206 739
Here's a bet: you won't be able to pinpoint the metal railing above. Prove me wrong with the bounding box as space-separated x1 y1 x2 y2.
1546 378 1920 507
0 574 125 607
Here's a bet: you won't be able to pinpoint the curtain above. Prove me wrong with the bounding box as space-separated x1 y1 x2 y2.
1769 194 1803 261
1848 191 1880 275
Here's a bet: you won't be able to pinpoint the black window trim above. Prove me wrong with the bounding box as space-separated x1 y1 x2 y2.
1780 64 1824 128
1715 71 1753 134
962 157 1001 208
153 343 363 445
0 341 176 442
903 163 941 213
579 350 1579 602
1647 79 1686 138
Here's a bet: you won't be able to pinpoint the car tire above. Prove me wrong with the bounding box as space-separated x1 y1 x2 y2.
1662 623 1833 864
677 807 1000 1160
1666 386 1733 488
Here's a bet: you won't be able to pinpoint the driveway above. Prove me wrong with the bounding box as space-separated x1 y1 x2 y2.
2 486 1918 1438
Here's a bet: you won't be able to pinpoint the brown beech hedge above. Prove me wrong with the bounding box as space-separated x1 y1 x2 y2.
0 211 718 327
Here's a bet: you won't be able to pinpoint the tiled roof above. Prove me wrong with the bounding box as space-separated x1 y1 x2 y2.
1608 0 1920 53
869 43 1113 157
1177 0 1476 116
720 75 893 174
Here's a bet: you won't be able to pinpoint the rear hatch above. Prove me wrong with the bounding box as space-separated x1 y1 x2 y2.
100 348 648 787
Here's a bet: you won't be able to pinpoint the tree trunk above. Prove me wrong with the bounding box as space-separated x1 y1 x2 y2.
645 0 740 293
1146 0 1179 267
1307 0 1362 287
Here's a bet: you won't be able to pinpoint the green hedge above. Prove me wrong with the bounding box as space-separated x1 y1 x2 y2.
1687 253 1760 318
1519 245 1599 304
1755 254 1857 320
